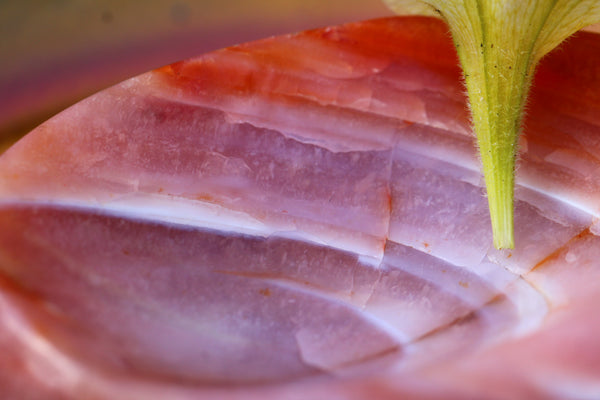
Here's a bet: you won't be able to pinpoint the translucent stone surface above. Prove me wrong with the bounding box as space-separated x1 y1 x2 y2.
0 16 599 400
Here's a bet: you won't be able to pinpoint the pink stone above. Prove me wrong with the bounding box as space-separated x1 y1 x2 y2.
0 17 600 399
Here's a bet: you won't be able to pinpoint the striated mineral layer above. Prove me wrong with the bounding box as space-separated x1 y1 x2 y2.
1 16 600 400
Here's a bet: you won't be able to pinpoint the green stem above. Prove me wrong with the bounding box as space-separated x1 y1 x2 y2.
384 0 600 249
460 43 535 249
442 0 544 249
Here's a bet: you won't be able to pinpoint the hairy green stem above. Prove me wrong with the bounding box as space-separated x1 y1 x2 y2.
385 0 600 249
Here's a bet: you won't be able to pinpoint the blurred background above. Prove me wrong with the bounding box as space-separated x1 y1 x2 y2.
0 0 392 152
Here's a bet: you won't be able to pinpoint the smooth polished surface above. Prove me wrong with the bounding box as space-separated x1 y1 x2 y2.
1 16 600 399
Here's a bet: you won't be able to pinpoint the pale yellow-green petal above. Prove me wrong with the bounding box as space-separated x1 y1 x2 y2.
533 1 600 61
382 0 441 17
